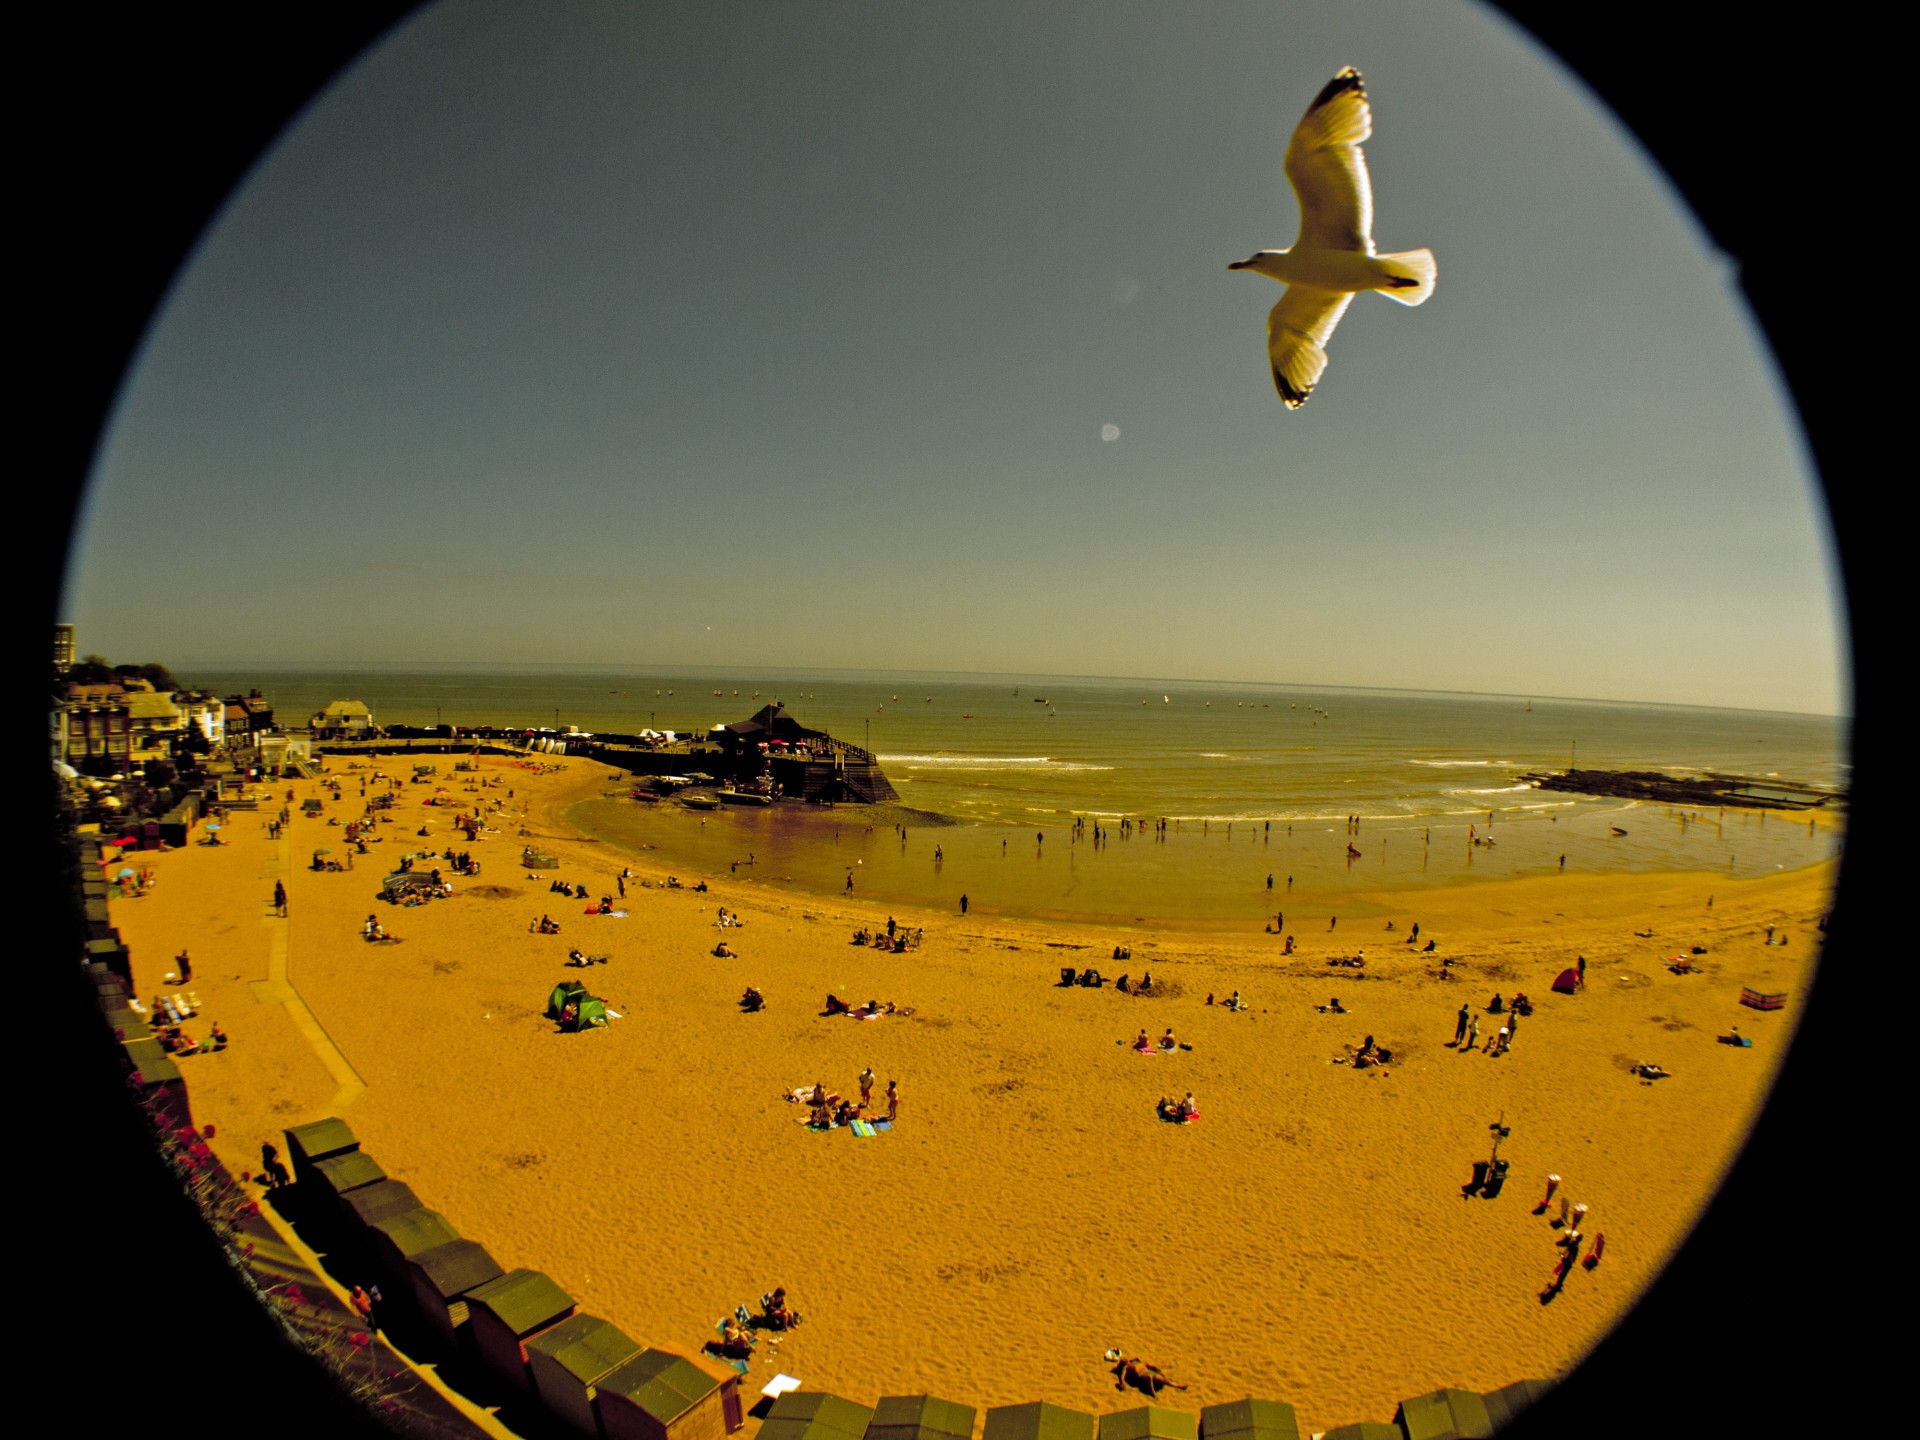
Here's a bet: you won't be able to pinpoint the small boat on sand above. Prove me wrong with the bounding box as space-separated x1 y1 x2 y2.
682 794 720 811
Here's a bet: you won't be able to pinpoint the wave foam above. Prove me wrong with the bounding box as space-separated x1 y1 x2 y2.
882 753 1115 772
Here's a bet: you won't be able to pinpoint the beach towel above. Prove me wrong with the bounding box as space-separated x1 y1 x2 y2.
872 1120 893 1131
850 1119 877 1138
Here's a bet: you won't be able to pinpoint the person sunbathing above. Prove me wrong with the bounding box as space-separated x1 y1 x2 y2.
824 994 851 1015
741 987 765 1011
1177 1092 1197 1119
1112 1355 1187 1394
763 1288 801 1330
713 942 735 958
1134 1029 1153 1051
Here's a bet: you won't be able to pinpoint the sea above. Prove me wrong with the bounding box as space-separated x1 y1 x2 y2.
178 664 1849 927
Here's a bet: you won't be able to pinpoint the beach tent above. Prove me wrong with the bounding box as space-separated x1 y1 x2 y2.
867 1394 978 1440
1550 968 1582 995
1478 1379 1552 1431
984 1401 1098 1440
465 1267 578 1394
760 1391 878 1440
369 1207 462 1291
1394 1388 1494 1440
549 981 589 1019
596 1346 744 1440
527 1313 646 1437
1199 1398 1302 1440
402 1237 506 1352
284 1116 359 1189
560 994 609 1031
1739 987 1787 1011
1100 1406 1199 1440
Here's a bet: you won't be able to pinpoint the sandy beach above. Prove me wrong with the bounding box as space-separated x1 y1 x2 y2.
104 753 1833 1434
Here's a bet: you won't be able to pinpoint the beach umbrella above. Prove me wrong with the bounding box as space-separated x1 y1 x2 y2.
116 867 136 878
313 847 332 856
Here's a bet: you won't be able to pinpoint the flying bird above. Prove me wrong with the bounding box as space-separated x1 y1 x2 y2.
1230 66 1435 408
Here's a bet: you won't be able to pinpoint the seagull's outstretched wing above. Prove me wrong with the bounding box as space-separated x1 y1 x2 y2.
1283 66 1375 253
1266 286 1354 409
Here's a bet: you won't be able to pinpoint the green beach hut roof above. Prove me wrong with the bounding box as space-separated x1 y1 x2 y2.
342 1180 423 1229
1318 1426 1400 1440
984 1401 1098 1440
1395 1387 1494 1440
525 1312 644 1383
464 1268 576 1338
409 1238 505 1302
1479 1379 1553 1431
1100 1406 1199 1440
312 1150 387 1196
597 1347 721 1424
1199 1399 1302 1440
761 1391 879 1440
869 1394 978 1440
371 1207 461 1262
285 1116 358 1165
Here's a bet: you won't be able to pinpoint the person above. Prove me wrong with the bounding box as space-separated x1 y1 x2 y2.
741 987 764 1012
1159 1028 1177 1051
1327 997 1346 1014
1114 1355 1188 1395
174 949 193 984
1134 1028 1152 1052
273 881 287 916
260 1142 291 1189
1463 1016 1479 1052
1225 990 1246 1011
824 994 850 1014
1137 971 1153 994
1177 1092 1197 1120
713 942 734 958
208 1021 228 1051
859 1067 875 1105
1116 974 1131 994
886 1080 898 1121
350 1285 376 1325
1454 1003 1470 1044
960 893 968 914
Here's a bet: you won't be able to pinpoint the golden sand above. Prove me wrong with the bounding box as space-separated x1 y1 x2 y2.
105 755 1831 1434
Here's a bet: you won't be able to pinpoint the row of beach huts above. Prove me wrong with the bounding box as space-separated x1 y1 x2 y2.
77 838 1550 1440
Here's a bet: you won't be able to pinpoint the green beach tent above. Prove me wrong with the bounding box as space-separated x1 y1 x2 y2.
549 980 589 1019
984 1402 1098 1440
1394 1389 1494 1440
867 1394 978 1440
1100 1405 1199 1440
1199 1398 1302 1440
560 994 608 1031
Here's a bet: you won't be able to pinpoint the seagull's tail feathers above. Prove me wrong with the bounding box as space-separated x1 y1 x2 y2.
1374 248 1436 306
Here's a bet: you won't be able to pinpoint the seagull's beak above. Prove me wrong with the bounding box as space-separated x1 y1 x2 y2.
1228 258 1252 270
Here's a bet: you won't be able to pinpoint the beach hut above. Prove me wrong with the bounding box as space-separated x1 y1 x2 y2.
284 1116 359 1189
87 937 132 984
1100 1406 1199 1440
1199 1398 1302 1440
310 1149 389 1229
341 1179 424 1233
400 1237 506 1352
526 1312 646 1437
1550 968 1582 995
866 1394 978 1440
596 1346 744 1440
1317 1426 1399 1440
369 1207 462 1291
103 1006 151 1042
984 1402 1098 1440
1393 1388 1494 1440
84 897 113 940
1478 1379 1552 1431
465 1268 577 1395
759 1391 877 1440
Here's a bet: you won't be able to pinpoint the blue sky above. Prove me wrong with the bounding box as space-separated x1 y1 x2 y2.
64 0 1847 715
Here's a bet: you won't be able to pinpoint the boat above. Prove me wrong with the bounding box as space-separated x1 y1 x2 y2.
682 794 720 811
719 788 775 806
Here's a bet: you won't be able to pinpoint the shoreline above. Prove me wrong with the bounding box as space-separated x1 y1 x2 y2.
104 753 1834 1433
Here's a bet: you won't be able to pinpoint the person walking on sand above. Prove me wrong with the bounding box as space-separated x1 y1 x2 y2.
174 949 193 984
859 1067 875 1106
1454 1003 1470 1046
273 881 287 917
1463 1015 1480 1052
886 1080 898 1122
960 893 969 914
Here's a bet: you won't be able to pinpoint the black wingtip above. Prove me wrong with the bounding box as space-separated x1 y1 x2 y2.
1308 67 1366 115
1274 372 1312 409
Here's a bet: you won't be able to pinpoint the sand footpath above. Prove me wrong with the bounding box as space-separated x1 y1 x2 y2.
105 754 1831 1434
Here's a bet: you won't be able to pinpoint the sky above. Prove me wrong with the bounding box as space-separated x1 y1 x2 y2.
62 0 1849 716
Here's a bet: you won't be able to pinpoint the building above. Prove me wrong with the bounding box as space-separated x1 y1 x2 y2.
124 685 187 765
61 681 131 771
309 698 376 739
224 690 276 740
53 624 74 673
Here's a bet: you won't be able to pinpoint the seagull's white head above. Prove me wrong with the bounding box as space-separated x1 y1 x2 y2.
1229 250 1289 278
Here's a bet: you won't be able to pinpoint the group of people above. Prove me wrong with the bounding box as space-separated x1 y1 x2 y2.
823 994 901 1019
1132 1027 1181 1053
1155 1093 1199 1124
803 1073 899 1127
1114 972 1154 994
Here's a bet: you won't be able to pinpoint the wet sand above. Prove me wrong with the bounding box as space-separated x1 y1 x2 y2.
105 754 1831 1433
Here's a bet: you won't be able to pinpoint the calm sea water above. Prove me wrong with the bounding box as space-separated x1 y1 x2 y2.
181 664 1848 925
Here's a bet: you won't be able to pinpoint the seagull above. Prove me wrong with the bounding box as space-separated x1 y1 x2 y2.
1230 66 1435 408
